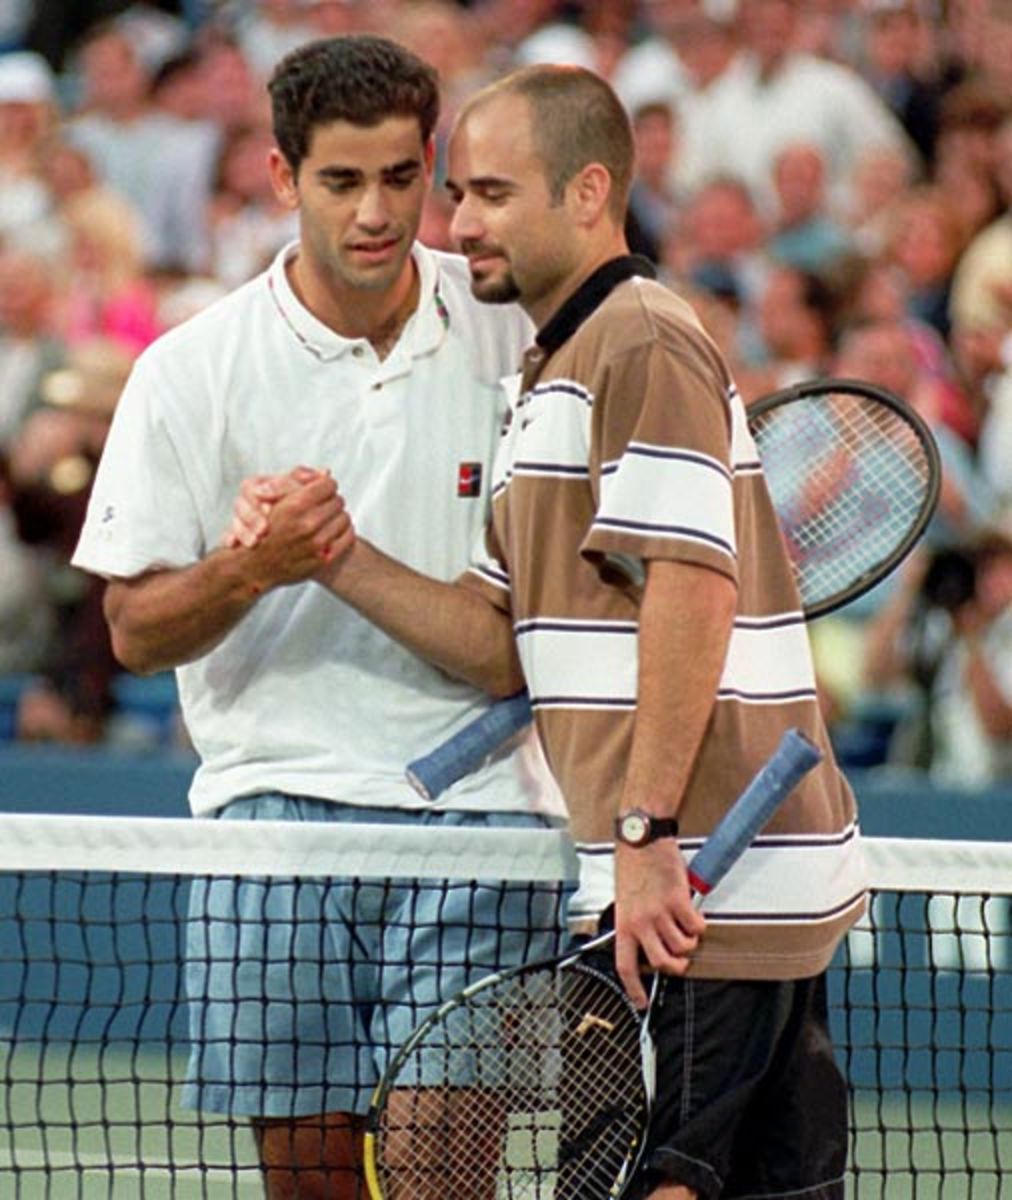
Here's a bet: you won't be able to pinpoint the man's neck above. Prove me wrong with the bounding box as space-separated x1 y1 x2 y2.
288 252 421 360
526 235 630 329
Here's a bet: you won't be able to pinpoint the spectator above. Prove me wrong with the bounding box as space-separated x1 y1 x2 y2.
305 0 371 38
66 21 216 272
56 187 163 355
744 262 838 396
149 46 205 119
612 0 711 113
206 122 297 288
844 142 917 255
931 79 1008 239
664 174 768 313
881 183 967 340
234 0 319 79
0 49 59 248
473 0 597 74
0 448 53 674
6 337 131 743
976 341 1012 521
768 141 855 275
858 0 943 170
951 113 1012 516
190 29 267 130
862 528 1012 784
627 101 684 263
845 255 978 446
815 313 996 757
930 528 1012 785
392 1 494 139
951 0 1012 109
614 2 740 195
112 2 190 73
681 0 915 218
0 245 65 448
949 113 1012 342
834 317 995 544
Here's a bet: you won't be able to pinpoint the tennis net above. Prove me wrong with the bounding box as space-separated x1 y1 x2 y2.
0 813 1008 1198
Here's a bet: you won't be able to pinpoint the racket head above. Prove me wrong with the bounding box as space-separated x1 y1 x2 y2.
364 946 651 1200
747 377 941 618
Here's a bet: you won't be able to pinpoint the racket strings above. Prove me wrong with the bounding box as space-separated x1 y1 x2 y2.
374 964 647 1198
751 391 933 606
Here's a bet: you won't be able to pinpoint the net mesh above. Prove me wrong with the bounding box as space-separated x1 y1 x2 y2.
0 814 1008 1199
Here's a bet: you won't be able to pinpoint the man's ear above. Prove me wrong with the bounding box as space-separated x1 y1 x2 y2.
567 162 613 227
268 147 299 210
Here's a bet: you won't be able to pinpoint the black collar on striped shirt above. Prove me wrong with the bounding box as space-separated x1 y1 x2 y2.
535 254 656 357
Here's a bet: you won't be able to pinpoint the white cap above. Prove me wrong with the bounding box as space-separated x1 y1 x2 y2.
0 51 56 105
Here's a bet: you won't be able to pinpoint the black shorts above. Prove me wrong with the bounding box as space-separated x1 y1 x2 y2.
627 972 847 1200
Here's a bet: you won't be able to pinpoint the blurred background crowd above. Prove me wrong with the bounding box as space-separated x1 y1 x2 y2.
2 0 1012 787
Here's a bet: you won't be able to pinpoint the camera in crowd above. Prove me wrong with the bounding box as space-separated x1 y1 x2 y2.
920 546 979 613
920 528 1012 614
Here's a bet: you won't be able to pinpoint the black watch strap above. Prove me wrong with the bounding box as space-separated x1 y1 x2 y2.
614 808 680 847
646 817 679 839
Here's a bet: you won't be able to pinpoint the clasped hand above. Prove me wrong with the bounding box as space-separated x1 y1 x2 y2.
221 466 355 589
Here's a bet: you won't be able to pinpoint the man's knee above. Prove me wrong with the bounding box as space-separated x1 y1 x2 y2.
253 1112 365 1200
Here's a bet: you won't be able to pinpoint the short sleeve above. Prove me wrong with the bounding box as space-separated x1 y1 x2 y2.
580 336 738 584
458 519 513 615
72 353 205 579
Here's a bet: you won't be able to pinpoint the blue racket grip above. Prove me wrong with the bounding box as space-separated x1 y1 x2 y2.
406 690 535 800
688 728 822 896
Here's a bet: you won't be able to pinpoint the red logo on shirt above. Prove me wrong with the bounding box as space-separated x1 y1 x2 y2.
457 462 483 497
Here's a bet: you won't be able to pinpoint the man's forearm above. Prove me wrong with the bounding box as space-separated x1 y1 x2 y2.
613 558 733 1002
318 539 523 696
965 640 1012 738
103 470 352 675
103 548 264 675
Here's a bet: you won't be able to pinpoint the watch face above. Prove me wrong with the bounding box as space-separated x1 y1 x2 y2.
621 812 649 845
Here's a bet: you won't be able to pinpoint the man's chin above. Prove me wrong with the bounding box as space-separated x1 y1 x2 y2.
470 276 521 306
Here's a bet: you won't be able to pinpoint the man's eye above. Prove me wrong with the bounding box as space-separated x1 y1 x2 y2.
388 172 419 190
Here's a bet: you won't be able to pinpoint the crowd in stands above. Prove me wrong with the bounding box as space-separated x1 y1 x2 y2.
2 0 1012 786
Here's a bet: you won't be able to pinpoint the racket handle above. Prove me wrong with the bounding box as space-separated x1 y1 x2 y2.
688 728 822 897
405 690 534 800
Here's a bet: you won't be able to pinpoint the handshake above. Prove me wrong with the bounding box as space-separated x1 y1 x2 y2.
220 466 355 595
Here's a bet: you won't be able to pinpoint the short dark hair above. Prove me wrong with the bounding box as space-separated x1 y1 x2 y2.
268 34 440 174
463 65 634 221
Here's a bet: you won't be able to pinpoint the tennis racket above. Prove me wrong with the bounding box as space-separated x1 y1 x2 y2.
366 728 822 1200
406 376 940 799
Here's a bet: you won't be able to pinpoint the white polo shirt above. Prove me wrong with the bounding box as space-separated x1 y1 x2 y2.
73 242 562 819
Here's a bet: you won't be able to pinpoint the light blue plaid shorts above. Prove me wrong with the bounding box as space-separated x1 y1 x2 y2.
181 796 569 1117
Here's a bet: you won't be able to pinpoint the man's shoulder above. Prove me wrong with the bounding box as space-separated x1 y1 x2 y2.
142 273 268 367
601 276 706 340
582 278 728 384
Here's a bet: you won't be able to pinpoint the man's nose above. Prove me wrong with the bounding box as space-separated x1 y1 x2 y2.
449 197 482 246
356 184 391 231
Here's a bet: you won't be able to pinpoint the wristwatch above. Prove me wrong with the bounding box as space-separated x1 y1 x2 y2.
614 808 679 848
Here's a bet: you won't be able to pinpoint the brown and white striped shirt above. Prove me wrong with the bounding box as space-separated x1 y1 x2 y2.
462 258 866 980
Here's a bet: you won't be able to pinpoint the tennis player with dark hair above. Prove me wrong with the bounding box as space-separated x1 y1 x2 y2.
71 35 568 1200
237 63 867 1200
